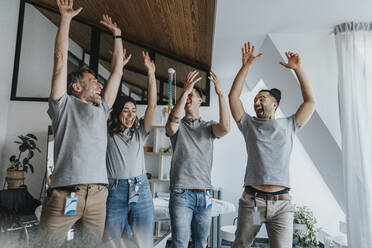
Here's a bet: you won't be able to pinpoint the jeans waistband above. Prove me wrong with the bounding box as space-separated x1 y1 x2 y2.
109 174 147 187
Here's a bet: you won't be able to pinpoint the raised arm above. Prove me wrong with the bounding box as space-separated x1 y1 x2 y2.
142 51 157 133
228 42 262 122
165 71 201 136
101 14 132 108
280 52 315 126
51 0 82 101
209 71 230 137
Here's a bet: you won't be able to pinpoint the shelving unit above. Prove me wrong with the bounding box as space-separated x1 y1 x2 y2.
144 126 172 240
144 126 172 198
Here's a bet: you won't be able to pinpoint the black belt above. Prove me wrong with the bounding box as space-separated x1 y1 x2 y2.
245 186 291 201
47 185 80 197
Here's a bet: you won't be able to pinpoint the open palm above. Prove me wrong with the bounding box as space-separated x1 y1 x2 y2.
209 71 223 95
242 42 262 66
57 0 82 19
184 70 202 95
280 52 301 69
100 14 121 36
142 51 155 73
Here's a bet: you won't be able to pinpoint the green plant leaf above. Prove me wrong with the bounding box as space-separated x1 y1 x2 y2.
28 164 34 173
26 134 37 140
28 150 34 159
14 141 22 144
29 140 36 148
18 135 29 142
19 144 27 152
23 157 29 165
9 155 16 162
23 166 28 173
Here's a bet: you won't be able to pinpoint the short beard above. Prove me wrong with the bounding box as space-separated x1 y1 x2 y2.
256 107 275 119
92 95 102 105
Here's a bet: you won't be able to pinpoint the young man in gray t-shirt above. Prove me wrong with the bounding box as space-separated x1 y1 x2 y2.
229 42 315 247
39 1 131 247
166 70 230 248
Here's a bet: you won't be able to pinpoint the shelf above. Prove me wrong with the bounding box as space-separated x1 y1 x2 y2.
145 152 172 156
149 179 170 183
152 125 165 129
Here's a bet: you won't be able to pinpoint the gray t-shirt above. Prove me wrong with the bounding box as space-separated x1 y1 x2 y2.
169 117 217 190
106 120 150 179
47 93 111 188
237 112 302 188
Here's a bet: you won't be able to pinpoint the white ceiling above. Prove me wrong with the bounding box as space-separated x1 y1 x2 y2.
212 0 372 77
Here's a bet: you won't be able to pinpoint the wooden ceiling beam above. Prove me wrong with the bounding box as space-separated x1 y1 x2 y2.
26 0 215 70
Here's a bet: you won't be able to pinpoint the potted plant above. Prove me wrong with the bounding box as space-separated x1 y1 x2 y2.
6 134 40 189
293 206 320 247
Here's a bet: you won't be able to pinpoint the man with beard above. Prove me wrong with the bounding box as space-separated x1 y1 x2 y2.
229 42 315 248
39 0 131 247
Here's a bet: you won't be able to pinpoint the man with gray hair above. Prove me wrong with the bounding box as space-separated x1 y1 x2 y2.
39 0 131 247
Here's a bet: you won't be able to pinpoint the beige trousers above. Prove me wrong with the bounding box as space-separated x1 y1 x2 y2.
39 184 108 248
232 191 296 248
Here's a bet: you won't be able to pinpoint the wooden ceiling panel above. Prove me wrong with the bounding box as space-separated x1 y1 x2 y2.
28 0 216 69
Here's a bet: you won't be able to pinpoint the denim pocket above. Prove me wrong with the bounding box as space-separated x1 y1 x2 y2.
141 177 150 187
172 189 186 195
108 180 118 191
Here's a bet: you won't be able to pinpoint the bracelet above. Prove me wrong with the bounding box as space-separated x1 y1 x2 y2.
113 35 122 40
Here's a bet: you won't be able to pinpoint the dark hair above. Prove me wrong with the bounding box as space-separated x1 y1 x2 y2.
193 86 203 99
67 66 95 95
259 88 281 106
108 93 139 136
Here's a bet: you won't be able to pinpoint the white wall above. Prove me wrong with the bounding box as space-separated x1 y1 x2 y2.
0 2 97 198
0 0 21 191
1 102 50 198
270 33 341 147
0 1 86 198
0 0 51 197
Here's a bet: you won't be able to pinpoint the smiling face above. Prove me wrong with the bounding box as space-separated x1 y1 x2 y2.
119 101 137 129
73 72 103 105
185 88 202 113
253 91 278 119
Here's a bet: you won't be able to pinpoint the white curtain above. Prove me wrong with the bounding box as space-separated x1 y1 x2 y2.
335 22 372 248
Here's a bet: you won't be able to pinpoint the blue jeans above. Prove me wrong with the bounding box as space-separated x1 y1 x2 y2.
104 174 154 248
169 189 212 248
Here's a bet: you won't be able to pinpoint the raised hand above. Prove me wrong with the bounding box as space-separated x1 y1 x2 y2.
142 51 155 73
122 48 132 68
184 70 202 95
56 0 82 19
208 71 223 96
242 42 262 67
280 52 301 70
100 14 121 36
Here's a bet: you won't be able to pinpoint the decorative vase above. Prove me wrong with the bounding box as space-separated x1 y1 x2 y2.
6 170 25 189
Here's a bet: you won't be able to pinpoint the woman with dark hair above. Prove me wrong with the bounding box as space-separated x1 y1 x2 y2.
104 51 157 247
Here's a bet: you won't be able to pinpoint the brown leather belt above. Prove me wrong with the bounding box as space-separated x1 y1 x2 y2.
191 189 209 192
245 186 291 201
